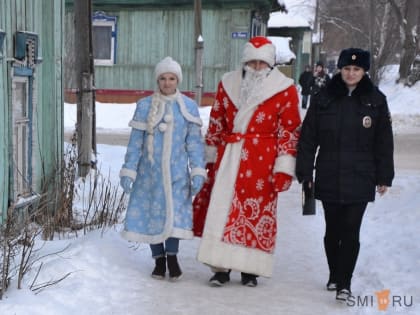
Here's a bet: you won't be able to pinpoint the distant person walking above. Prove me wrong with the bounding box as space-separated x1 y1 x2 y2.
311 61 330 96
298 65 314 109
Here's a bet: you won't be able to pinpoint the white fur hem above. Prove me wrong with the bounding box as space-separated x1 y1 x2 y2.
197 238 273 277
274 154 296 177
121 228 193 245
119 168 137 180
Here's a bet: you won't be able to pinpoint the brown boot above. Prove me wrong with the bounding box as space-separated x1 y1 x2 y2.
151 256 166 279
167 254 182 281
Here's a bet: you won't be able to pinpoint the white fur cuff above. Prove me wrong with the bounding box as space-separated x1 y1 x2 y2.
129 119 147 130
119 168 137 180
273 154 296 177
191 167 207 179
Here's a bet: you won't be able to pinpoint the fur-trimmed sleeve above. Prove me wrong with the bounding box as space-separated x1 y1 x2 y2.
120 98 150 179
204 81 228 163
273 85 302 177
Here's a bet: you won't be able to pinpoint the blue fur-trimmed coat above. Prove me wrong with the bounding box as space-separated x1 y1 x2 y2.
120 91 206 244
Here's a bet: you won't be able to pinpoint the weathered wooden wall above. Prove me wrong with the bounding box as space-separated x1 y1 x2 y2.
0 0 64 222
64 5 255 96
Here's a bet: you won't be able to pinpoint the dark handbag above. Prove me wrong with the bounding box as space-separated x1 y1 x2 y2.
302 181 316 215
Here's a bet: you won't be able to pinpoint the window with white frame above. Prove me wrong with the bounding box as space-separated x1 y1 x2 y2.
12 76 31 198
92 12 117 66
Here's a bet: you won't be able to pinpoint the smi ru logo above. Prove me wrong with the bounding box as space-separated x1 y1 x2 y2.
346 289 413 311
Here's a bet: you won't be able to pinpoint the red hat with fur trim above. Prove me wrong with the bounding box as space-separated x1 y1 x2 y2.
241 36 276 67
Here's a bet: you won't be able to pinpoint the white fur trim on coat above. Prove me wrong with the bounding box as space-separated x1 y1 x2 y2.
121 227 193 245
119 168 137 180
191 167 207 178
273 154 296 177
176 93 203 126
128 120 147 130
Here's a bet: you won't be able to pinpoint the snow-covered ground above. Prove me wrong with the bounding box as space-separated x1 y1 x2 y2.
1 66 419 315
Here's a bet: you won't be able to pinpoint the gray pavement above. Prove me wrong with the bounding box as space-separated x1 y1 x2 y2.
393 133 420 170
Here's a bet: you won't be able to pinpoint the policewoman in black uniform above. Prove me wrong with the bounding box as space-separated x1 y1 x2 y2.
295 48 394 302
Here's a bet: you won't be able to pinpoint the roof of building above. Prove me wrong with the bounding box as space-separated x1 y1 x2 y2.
268 11 311 29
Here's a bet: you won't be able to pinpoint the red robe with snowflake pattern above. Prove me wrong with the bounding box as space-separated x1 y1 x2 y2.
193 67 301 277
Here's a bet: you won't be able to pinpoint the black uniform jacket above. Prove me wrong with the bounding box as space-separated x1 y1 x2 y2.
295 73 395 203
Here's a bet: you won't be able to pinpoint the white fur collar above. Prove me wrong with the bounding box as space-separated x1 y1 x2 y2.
221 67 294 109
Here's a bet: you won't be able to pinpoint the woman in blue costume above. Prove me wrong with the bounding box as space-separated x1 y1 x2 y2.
119 57 206 281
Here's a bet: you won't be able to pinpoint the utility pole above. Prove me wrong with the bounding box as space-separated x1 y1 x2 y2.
74 0 95 177
312 0 321 65
194 0 204 106
369 0 375 82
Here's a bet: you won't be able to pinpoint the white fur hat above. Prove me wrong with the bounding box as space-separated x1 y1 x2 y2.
154 56 183 84
241 36 276 67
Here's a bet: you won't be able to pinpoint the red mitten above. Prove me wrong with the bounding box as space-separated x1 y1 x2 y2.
192 163 216 237
273 173 292 192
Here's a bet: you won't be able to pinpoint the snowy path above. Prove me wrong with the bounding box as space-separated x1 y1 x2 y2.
1 144 418 315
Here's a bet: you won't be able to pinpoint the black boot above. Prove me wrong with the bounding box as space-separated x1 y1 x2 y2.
209 271 231 287
151 256 166 279
167 254 182 281
241 272 258 287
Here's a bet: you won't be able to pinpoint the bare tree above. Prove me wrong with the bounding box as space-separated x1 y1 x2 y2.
371 1 400 84
319 0 411 84
389 0 420 84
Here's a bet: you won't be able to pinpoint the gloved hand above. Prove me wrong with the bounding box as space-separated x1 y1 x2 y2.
191 175 205 195
273 173 292 193
120 176 134 194
302 180 313 196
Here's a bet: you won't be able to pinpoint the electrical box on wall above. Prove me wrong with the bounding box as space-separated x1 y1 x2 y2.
14 31 38 67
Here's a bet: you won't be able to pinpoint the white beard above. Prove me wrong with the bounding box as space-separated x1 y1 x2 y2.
238 65 271 108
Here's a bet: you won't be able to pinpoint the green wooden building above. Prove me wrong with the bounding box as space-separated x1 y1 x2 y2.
64 0 283 104
0 0 64 223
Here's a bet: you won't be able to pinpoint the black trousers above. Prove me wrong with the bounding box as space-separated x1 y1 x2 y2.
322 202 367 290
